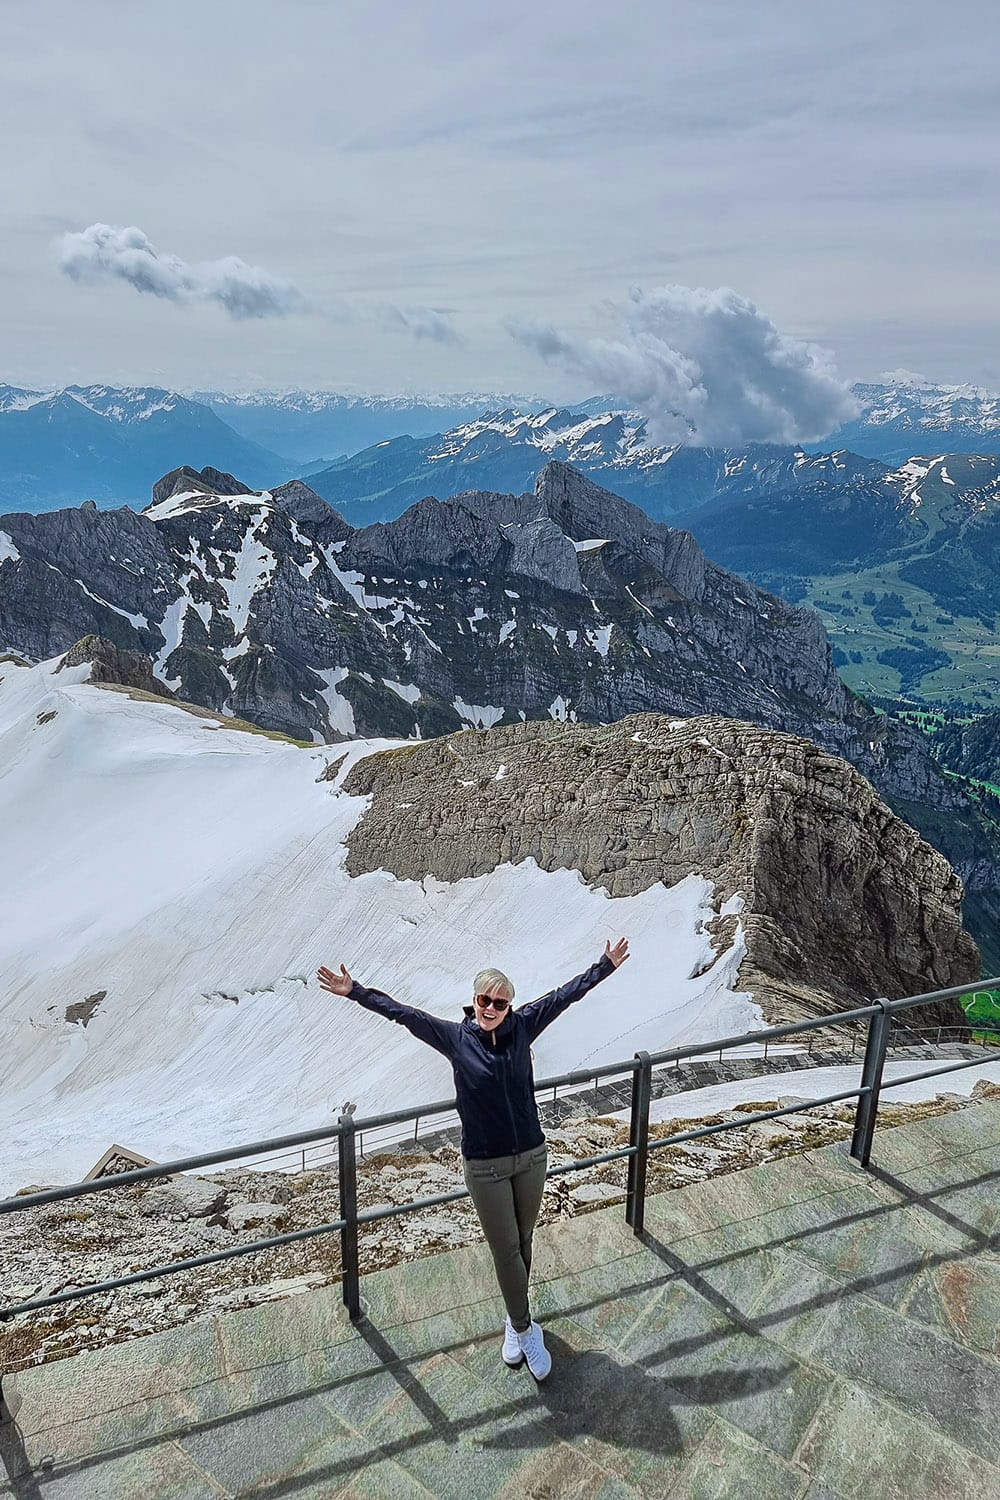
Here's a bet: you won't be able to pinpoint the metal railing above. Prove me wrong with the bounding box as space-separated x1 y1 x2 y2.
1 977 998 1334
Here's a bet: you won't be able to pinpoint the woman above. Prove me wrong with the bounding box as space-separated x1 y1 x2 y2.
317 937 629 1380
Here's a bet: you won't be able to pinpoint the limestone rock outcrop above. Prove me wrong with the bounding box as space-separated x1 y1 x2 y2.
342 715 978 1024
57 635 174 698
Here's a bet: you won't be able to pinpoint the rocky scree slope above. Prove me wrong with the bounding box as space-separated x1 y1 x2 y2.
340 714 976 1026
0 458 997 957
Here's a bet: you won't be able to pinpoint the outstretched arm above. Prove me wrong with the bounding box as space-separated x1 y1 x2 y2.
317 964 459 1058
517 938 629 1043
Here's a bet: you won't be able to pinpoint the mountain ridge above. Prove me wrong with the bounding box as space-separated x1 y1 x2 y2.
3 457 999 962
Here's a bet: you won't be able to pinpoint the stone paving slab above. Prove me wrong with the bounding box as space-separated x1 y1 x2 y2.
3 1100 999 1499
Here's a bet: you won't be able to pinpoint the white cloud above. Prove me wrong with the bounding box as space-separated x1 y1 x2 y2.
57 223 306 321
510 285 860 446
381 304 462 345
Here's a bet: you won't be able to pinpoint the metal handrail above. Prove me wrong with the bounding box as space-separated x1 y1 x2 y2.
2 974 998 1328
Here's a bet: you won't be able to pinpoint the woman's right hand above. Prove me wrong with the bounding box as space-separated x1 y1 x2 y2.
317 964 353 997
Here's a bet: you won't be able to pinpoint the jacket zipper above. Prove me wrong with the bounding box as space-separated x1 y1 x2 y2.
487 1027 518 1145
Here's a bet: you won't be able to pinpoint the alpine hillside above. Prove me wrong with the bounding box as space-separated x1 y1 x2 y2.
306 406 1000 709
2 458 999 963
822 379 1000 464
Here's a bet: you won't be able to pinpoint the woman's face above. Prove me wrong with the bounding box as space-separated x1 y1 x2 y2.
474 984 512 1033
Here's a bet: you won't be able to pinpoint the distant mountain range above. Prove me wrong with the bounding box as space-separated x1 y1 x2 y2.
7 376 1000 704
825 380 1000 464
194 389 541 465
4 376 1000 517
303 407 892 526
299 403 1000 710
0 385 287 510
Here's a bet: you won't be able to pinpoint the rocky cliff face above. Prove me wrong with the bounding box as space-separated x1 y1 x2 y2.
56 635 175 697
341 715 977 1024
0 458 996 955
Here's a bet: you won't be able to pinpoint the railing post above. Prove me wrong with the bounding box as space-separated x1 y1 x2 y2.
625 1052 652 1235
850 1000 892 1168
338 1105 361 1320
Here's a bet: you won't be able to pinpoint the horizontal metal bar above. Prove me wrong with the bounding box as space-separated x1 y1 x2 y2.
0 1214 348 1322
544 1145 636 1175
352 1145 638 1226
351 1060 641 1135
351 1096 459 1133
0 1119 352 1216
533 1061 640 1092
646 1086 870 1153
644 1006 879 1069
887 975 1000 1014
878 1055 1000 1090
357 1188 470 1226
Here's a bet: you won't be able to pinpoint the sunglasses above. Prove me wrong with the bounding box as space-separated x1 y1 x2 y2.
474 993 511 1012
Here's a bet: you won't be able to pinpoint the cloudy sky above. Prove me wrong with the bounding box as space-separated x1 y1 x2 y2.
2 0 998 408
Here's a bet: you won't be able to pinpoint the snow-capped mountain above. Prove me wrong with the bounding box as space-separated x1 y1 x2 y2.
63 384 191 424
0 385 289 511
305 409 882 526
822 379 1000 463
4 453 991 910
0 384 51 413
0 457 889 754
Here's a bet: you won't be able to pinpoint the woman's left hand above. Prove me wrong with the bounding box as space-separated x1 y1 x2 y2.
605 937 630 968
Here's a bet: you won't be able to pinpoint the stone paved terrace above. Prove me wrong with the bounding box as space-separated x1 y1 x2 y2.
2 1098 999 1499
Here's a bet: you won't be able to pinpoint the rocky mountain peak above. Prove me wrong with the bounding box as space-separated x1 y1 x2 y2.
149 465 255 506
270 479 351 543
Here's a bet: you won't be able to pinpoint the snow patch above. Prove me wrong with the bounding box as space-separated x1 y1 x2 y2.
73 578 149 632
587 624 613 657
453 699 504 729
313 666 356 736
383 679 421 704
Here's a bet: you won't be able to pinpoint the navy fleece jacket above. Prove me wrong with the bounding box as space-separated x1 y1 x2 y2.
347 954 616 1159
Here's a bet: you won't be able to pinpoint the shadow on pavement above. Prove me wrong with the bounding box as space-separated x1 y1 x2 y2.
477 1328 794 1456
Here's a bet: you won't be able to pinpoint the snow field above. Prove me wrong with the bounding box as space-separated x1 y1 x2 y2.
0 657 759 1194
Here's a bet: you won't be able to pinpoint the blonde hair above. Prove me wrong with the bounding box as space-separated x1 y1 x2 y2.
473 967 515 1000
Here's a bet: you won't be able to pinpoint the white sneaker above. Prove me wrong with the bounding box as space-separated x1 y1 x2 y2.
502 1315 524 1367
517 1320 552 1380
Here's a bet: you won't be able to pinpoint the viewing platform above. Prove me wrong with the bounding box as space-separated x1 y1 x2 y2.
3 1094 999 1498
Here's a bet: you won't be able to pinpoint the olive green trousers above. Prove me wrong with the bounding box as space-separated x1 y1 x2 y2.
463 1145 548 1333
